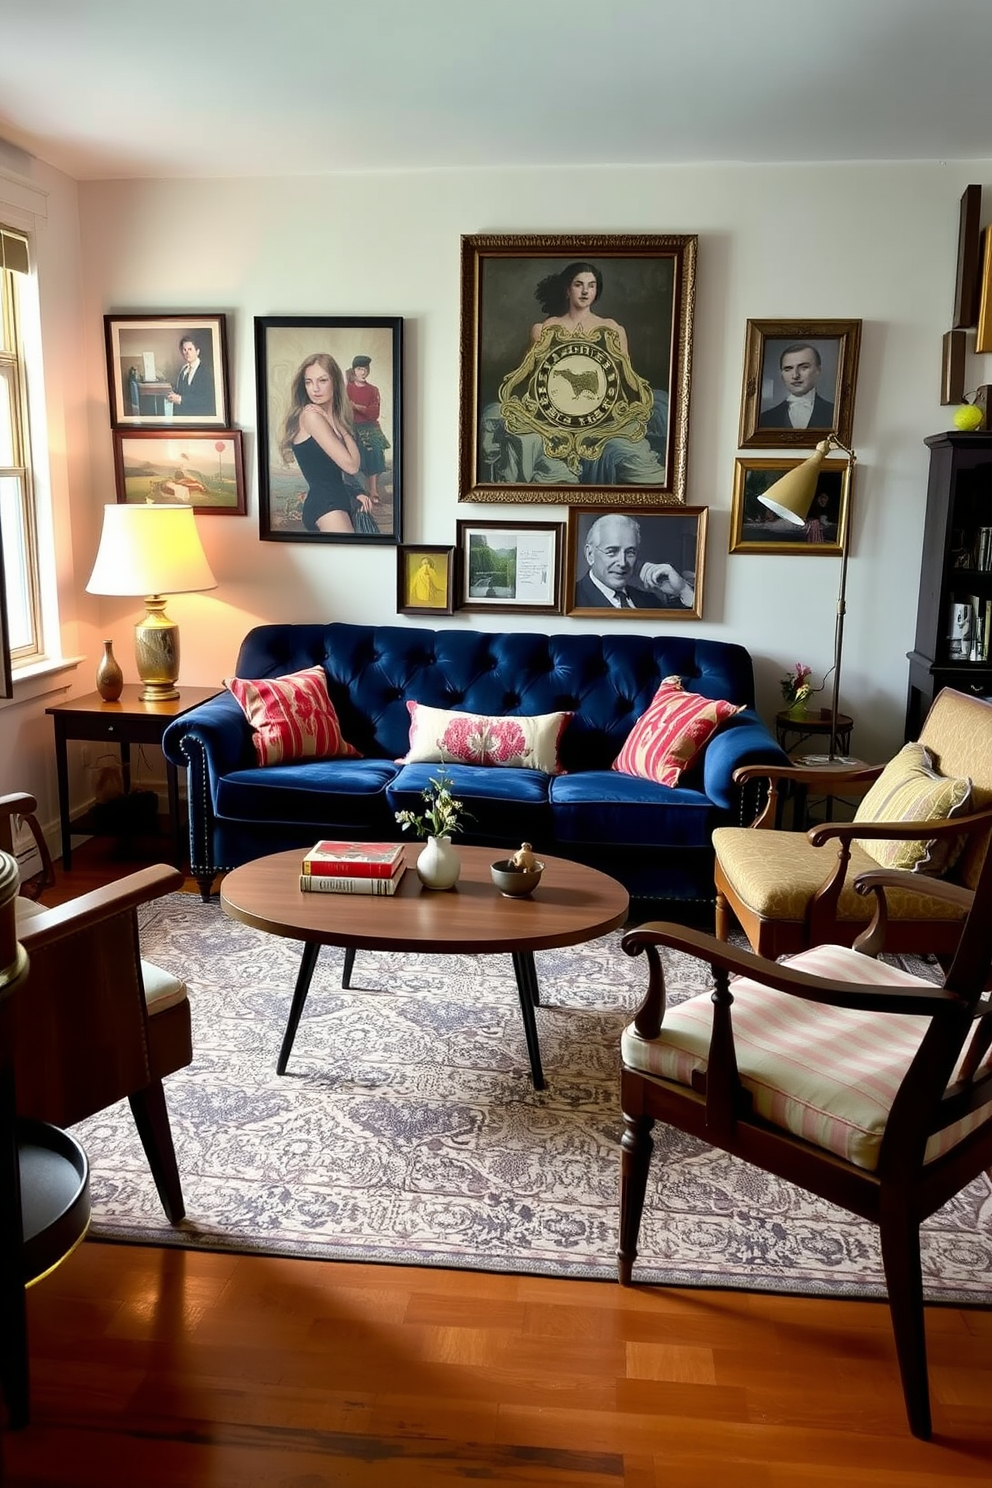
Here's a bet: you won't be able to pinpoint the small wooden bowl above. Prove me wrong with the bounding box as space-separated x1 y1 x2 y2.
490 859 545 897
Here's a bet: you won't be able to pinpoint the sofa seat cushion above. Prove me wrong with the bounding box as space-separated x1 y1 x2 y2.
711 826 969 925
215 758 400 827
388 762 553 843
551 771 717 848
621 943 992 1172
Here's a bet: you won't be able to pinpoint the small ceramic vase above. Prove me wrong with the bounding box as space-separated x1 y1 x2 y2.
95 639 124 702
416 834 460 890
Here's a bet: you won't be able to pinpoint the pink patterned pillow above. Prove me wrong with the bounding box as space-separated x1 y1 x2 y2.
612 676 743 787
225 665 362 767
399 702 572 775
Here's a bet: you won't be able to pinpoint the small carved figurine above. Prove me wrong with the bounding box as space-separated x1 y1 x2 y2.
510 842 538 872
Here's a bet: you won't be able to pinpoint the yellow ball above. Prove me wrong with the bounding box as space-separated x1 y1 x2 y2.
954 403 984 431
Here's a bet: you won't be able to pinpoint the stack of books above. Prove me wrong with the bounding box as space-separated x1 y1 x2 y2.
299 840 406 895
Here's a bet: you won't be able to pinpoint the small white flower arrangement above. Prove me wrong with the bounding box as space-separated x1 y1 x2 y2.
394 767 471 841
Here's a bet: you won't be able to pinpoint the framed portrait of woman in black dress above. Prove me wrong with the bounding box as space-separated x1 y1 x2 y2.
255 316 403 543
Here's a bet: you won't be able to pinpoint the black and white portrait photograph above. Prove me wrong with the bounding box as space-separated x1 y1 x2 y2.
738 319 861 449
565 506 705 618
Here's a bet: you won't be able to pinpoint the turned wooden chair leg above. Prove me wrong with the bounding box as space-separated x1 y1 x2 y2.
128 1082 185 1224
617 1110 654 1285
714 890 731 942
879 1203 931 1440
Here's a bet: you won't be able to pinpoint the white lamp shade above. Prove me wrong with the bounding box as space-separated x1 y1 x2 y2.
86 504 217 597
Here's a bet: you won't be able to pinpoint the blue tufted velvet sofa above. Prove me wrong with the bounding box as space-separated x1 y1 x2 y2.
162 621 787 910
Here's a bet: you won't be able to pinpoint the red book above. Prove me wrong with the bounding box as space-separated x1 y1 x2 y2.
301 840 404 879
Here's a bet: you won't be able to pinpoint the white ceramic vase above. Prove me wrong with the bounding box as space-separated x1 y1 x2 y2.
416 834 460 890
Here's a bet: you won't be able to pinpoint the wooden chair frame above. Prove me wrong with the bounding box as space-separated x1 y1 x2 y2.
619 855 992 1439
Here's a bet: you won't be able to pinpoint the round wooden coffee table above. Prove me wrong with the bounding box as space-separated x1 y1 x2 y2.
220 844 629 1090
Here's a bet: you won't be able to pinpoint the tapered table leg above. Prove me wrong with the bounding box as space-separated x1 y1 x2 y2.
276 941 321 1075
511 951 545 1090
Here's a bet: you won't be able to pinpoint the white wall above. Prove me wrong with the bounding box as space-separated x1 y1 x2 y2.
7 158 992 841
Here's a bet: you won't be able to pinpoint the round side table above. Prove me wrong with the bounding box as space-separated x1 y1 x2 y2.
775 709 854 758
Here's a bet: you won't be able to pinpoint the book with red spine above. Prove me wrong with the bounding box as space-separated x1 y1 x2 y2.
299 864 406 896
301 840 404 879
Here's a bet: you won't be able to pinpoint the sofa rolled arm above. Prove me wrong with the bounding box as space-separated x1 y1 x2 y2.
702 711 789 816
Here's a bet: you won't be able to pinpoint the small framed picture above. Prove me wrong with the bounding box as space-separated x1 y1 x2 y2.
396 545 456 616
455 519 563 614
729 456 851 555
737 319 861 449
104 313 230 428
112 429 246 515
565 506 705 619
254 315 402 543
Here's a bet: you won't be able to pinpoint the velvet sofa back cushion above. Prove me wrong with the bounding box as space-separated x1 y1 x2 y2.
232 623 760 771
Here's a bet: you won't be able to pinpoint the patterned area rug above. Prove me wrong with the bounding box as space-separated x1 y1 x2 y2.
76 894 992 1302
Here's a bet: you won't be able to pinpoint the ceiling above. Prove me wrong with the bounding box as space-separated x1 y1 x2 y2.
1 0 991 181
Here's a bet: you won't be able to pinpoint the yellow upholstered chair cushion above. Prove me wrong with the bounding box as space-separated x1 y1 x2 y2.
852 741 972 874
710 826 967 926
620 942 992 1172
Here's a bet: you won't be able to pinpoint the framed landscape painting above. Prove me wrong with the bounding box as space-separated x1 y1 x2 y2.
112 429 246 515
255 315 402 543
738 318 861 449
455 519 563 614
459 233 696 506
104 313 229 428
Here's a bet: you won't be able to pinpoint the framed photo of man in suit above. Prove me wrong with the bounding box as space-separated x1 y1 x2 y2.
565 505 706 619
104 313 230 428
738 319 861 450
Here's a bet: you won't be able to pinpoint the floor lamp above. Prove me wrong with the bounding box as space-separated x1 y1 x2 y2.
757 434 857 763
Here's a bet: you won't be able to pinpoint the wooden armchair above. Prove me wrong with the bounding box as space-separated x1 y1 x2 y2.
713 687 992 958
617 845 992 1439
0 792 190 1222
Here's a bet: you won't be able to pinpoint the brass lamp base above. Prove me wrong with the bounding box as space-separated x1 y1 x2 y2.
134 596 180 702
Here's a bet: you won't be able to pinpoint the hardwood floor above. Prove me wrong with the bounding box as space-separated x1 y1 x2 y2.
4 834 992 1485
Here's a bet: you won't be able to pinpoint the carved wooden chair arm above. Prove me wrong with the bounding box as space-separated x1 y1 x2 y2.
621 920 960 1042
16 865 184 950
0 791 55 900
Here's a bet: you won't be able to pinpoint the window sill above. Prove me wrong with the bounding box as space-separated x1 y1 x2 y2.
2 654 84 707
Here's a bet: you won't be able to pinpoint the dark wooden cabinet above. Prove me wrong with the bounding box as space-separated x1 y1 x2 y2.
906 431 992 737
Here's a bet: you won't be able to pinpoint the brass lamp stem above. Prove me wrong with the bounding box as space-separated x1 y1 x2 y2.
134 595 180 702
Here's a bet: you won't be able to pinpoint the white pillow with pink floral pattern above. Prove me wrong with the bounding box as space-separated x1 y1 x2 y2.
398 702 572 775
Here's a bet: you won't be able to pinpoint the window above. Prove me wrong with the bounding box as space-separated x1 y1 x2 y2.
0 225 41 695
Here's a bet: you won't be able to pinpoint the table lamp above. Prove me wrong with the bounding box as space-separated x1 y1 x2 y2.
86 504 217 702
757 434 857 762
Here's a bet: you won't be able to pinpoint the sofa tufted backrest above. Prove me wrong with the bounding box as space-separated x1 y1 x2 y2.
234 622 758 772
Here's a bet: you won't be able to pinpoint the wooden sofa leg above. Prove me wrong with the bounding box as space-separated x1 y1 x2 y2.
128 1082 185 1224
195 874 215 902
617 1110 654 1285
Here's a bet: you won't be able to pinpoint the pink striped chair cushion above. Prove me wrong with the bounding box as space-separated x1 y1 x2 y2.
226 665 362 767
612 676 743 787
621 943 992 1172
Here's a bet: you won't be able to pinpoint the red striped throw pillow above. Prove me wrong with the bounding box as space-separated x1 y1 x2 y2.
226 665 362 767
612 676 743 787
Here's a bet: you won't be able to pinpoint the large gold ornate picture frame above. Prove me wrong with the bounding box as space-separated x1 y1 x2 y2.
738 318 861 450
459 234 696 506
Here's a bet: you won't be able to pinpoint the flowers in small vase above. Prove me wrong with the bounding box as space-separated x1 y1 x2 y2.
780 662 813 710
394 767 472 841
